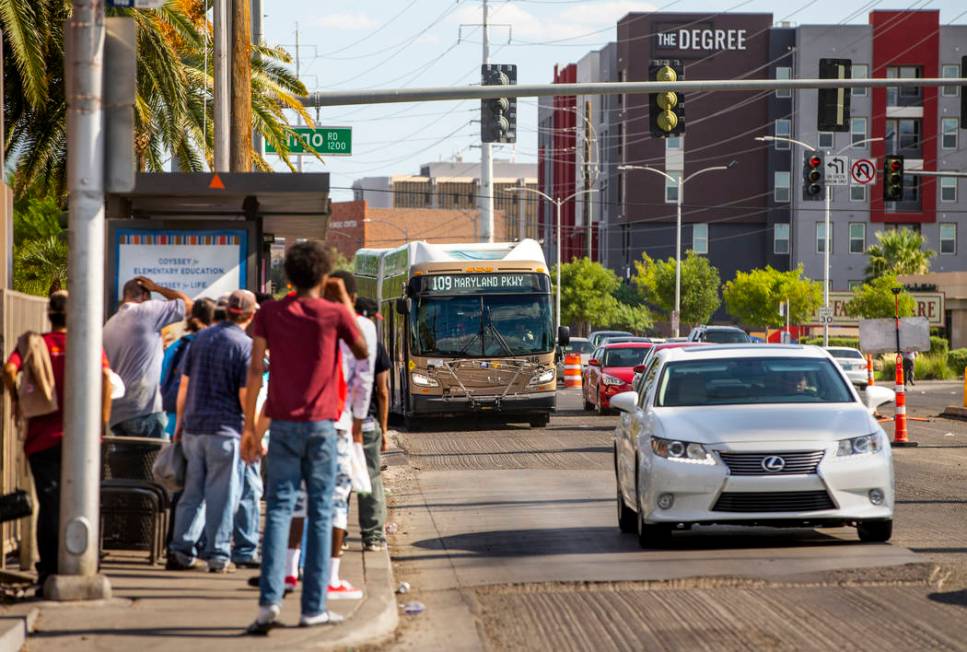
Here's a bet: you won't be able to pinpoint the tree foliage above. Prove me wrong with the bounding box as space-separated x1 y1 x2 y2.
865 228 935 280
12 195 67 295
634 251 721 328
845 274 916 319
2 0 313 197
723 265 823 328
553 257 622 335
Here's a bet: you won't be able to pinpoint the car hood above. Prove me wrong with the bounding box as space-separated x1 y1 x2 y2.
652 404 877 445
603 366 636 383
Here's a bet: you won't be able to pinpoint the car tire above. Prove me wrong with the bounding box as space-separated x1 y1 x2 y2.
857 519 893 543
596 393 608 416
583 397 594 411
617 485 636 534
636 489 671 549
529 413 550 428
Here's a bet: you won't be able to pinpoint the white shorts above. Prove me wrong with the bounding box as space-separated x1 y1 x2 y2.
332 430 353 531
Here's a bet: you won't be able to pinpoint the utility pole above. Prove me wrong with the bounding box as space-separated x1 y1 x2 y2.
583 100 592 259
295 23 303 173
49 0 111 601
213 0 230 171
479 0 494 242
251 0 263 165
230 0 252 171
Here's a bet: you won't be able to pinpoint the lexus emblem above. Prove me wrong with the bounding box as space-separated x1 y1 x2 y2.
762 456 786 472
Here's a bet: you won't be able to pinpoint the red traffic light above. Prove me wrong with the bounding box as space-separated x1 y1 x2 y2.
888 159 902 172
808 156 822 169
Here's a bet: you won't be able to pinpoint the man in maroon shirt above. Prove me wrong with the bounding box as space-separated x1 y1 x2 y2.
241 241 367 633
2 292 112 595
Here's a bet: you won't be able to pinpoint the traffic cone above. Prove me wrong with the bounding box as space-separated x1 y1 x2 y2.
892 355 918 447
867 354 875 387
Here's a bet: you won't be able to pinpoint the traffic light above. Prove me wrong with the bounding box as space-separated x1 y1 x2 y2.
481 64 516 144
817 58 851 132
802 152 825 201
883 155 905 201
649 60 685 138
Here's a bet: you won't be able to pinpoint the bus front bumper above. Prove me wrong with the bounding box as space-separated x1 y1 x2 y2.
411 390 556 416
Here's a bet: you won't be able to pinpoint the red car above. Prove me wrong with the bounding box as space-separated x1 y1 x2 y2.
583 342 653 414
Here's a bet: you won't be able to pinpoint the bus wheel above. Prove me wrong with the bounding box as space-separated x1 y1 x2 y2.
529 413 550 428
404 415 422 432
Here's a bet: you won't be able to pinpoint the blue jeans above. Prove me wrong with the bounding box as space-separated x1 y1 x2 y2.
259 419 337 616
112 412 168 439
232 460 262 563
169 433 242 566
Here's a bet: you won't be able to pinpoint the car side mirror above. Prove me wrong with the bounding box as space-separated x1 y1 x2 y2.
633 364 645 374
864 385 895 414
588 358 601 367
558 325 570 347
395 297 409 315
610 391 638 413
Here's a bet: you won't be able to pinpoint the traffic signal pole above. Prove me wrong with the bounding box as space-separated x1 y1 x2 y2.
479 0 494 243
48 0 111 601
823 174 831 347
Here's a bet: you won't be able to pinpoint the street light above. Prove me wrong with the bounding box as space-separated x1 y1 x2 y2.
363 218 409 243
756 135 883 346
506 186 598 334
618 161 737 337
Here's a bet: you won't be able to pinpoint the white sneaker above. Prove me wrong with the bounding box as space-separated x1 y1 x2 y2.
246 604 281 636
327 579 364 600
299 610 345 627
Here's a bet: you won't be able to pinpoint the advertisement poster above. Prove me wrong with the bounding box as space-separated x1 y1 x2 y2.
115 228 248 300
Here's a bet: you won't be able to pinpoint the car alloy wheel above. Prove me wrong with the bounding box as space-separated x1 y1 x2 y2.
857 519 893 543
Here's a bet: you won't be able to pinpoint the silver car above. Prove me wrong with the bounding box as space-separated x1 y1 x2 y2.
826 347 869 389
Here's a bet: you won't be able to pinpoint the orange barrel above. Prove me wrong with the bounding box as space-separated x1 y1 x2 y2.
563 353 583 388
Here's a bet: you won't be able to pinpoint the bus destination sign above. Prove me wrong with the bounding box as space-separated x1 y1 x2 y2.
418 273 547 294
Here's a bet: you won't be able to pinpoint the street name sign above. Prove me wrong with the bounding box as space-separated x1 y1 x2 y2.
825 156 849 186
266 127 352 156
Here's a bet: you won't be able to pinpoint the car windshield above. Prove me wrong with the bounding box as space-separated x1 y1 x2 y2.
656 357 854 406
604 347 650 367
703 329 749 343
413 294 554 357
830 349 864 360
568 340 594 354
591 331 630 346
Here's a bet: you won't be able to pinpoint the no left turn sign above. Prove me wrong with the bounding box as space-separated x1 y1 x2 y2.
851 158 877 185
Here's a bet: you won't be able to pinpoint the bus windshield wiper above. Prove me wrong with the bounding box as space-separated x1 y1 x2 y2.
483 307 515 357
455 332 480 357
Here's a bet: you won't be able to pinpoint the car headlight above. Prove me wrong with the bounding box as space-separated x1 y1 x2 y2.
411 372 439 387
529 369 556 385
650 437 715 465
601 373 625 386
837 433 883 457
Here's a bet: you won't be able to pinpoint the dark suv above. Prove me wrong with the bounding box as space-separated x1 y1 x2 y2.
687 325 751 344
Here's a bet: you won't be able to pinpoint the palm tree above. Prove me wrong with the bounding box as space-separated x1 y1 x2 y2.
2 0 312 197
864 228 936 280
13 235 68 296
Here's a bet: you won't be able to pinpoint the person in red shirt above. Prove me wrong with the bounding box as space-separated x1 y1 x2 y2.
2 292 112 594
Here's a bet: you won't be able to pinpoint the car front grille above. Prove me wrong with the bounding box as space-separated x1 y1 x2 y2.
712 491 836 513
719 451 825 476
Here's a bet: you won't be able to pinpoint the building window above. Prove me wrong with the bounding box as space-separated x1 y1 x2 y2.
849 223 866 254
816 222 831 254
850 117 867 147
851 64 868 96
940 223 957 255
665 173 680 203
942 118 958 150
886 118 921 154
818 132 834 149
942 64 961 97
850 184 867 202
692 223 708 254
774 171 790 203
886 65 921 104
774 119 791 148
941 176 957 203
774 223 790 255
666 136 682 150
775 67 791 98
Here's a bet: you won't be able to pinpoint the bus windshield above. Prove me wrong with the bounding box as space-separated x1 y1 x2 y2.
413 294 554 357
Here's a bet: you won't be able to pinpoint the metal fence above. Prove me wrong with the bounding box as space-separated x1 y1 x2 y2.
0 290 50 568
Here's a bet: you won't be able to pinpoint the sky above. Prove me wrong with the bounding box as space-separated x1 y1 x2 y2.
257 0 967 201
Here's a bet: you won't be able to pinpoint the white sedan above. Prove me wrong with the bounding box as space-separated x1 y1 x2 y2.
825 346 870 388
612 345 896 548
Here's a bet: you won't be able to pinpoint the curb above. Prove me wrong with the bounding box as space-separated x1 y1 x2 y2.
941 405 967 420
0 608 37 652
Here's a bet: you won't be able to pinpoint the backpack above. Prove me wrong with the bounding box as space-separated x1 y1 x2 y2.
15 333 58 419
161 335 194 413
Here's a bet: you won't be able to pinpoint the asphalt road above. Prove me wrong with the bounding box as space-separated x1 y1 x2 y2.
378 382 967 651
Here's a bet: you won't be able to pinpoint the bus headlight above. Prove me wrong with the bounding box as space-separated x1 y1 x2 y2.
411 372 439 387
529 369 556 385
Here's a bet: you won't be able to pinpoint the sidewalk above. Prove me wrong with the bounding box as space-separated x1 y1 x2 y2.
0 503 398 651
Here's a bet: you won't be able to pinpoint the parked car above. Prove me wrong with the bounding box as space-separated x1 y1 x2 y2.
583 342 653 414
556 337 594 382
611 344 896 548
588 330 632 348
687 325 751 344
601 336 653 345
826 346 870 389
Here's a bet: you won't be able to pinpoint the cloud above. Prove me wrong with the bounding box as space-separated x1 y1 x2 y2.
450 1 656 44
315 12 378 30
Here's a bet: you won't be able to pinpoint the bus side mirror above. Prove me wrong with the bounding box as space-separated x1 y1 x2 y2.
558 326 570 347
395 298 408 315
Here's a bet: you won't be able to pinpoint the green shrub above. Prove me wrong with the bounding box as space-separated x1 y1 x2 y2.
930 336 950 356
916 353 954 380
800 336 861 349
949 349 967 378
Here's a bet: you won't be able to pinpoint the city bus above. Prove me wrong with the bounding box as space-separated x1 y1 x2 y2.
355 239 567 428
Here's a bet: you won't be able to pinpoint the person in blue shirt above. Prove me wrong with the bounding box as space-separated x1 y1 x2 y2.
160 298 216 438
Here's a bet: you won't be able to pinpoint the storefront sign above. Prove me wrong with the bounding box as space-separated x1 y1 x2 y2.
813 292 945 326
655 25 748 52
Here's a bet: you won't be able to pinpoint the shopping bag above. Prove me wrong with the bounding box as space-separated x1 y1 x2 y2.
152 441 186 492
349 441 372 496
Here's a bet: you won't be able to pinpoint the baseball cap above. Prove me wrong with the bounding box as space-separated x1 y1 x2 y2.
227 289 258 315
